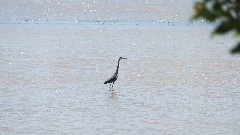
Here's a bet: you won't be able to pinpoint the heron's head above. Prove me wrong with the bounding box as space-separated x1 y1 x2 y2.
120 57 127 60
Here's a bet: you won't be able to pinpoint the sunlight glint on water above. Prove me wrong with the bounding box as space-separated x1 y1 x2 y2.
0 0 240 134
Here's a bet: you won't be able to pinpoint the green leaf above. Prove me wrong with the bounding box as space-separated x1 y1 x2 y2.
192 2 218 22
231 42 240 54
213 2 222 12
213 2 228 17
213 21 233 35
192 2 205 20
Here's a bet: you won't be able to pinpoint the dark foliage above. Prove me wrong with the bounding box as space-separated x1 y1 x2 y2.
192 0 240 54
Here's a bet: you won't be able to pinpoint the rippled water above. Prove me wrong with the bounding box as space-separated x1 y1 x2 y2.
1 0 240 135
0 0 194 22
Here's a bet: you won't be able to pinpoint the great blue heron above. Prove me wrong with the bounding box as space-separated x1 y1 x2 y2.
104 57 127 90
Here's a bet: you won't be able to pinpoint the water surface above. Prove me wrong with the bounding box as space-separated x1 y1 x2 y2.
0 0 240 134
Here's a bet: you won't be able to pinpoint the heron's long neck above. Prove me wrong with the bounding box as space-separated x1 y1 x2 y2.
115 59 121 75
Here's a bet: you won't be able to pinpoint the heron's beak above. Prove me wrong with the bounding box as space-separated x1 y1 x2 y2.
122 58 127 59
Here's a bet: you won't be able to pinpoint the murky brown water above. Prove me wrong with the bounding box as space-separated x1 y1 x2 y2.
0 23 239 134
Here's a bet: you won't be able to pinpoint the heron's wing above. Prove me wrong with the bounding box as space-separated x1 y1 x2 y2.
104 74 117 84
104 78 113 84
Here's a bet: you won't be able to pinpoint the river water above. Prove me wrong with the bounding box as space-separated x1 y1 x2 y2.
0 0 240 135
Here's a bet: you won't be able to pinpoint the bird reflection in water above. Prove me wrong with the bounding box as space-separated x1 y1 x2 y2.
110 91 118 98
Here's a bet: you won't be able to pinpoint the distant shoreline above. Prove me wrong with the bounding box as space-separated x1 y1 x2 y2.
0 19 211 26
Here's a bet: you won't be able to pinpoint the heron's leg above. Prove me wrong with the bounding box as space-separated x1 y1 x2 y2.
111 83 114 91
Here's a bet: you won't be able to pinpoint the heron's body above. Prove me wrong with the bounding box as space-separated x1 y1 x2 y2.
104 74 118 84
104 57 127 89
